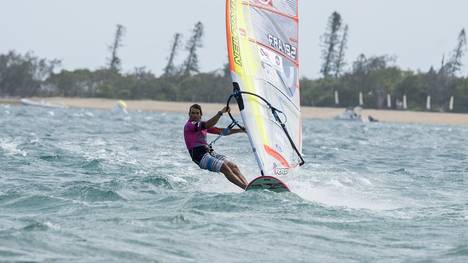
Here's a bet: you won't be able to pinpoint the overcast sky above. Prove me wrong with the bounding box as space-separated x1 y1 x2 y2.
1 0 467 78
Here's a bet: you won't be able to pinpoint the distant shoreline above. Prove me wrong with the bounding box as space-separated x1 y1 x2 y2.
2 97 468 126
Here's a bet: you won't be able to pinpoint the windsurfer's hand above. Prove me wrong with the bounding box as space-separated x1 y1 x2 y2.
220 106 230 114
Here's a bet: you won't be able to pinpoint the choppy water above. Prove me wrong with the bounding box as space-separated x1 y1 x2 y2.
0 104 467 262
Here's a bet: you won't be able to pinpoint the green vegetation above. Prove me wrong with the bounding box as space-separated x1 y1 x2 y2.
0 19 467 113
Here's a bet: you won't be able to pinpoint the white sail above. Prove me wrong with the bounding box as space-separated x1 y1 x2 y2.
226 0 302 177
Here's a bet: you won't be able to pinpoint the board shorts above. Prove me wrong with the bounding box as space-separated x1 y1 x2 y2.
199 151 227 172
189 146 227 173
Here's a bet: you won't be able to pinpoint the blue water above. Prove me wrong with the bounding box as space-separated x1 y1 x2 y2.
1 104 467 262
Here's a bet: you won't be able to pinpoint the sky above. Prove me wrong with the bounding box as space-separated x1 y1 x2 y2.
1 0 467 78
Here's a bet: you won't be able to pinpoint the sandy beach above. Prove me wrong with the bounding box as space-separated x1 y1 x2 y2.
2 97 468 126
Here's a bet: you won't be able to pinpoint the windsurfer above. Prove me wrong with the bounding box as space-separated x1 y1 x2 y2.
184 104 248 189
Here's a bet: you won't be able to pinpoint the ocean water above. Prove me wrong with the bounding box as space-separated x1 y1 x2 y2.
0 104 467 262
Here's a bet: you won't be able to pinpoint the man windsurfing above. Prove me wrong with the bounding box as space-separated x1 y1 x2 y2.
184 104 248 189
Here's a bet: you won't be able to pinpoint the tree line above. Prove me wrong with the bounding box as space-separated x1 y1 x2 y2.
1 17 467 112
311 12 468 112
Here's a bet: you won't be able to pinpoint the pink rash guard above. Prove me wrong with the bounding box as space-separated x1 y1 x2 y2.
184 120 221 163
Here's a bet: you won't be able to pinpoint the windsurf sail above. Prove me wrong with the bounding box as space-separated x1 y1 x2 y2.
226 0 303 177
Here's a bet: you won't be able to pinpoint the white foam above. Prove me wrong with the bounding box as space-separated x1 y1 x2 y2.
0 138 27 157
286 170 401 211
44 221 61 231
170 176 187 183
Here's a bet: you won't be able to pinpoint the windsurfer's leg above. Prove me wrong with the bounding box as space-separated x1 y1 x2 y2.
201 152 246 189
220 163 246 190
225 161 248 187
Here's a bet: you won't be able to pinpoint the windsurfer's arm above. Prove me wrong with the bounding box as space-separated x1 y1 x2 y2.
224 128 246 135
207 127 246 135
205 106 229 128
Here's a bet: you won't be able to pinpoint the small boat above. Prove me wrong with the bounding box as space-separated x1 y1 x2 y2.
334 107 365 121
334 106 379 122
20 98 67 109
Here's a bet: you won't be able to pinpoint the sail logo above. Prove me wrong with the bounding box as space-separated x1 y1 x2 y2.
259 47 283 71
273 163 289 176
268 34 297 60
230 0 242 66
274 168 289 176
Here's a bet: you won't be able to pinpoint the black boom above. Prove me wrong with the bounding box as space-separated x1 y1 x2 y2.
226 82 305 166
